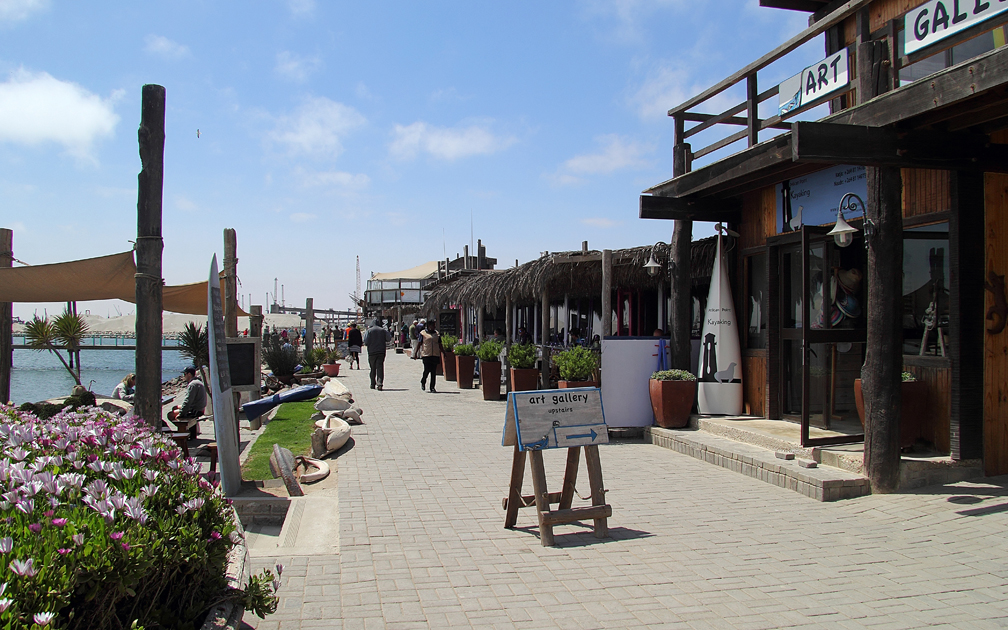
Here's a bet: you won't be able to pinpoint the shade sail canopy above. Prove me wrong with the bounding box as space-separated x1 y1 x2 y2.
370 261 439 281
0 250 247 316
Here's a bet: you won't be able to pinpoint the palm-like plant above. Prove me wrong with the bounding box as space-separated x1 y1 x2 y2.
177 322 212 398
24 310 91 385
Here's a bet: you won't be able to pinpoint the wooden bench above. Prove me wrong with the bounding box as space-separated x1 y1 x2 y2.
166 415 209 440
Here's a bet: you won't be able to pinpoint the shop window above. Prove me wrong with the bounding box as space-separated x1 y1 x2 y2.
903 222 949 356
746 253 768 349
899 25 1007 85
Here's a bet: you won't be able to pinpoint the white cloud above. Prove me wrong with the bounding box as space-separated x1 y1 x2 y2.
0 0 48 23
355 82 375 100
562 134 652 176
297 168 370 189
290 212 317 223
144 35 190 60
269 96 366 157
581 0 687 43
0 69 119 159
175 196 198 212
275 51 321 82
9 221 26 233
582 217 619 228
287 0 315 16
389 121 515 161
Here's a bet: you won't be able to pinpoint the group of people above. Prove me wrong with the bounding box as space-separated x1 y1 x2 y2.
111 365 208 439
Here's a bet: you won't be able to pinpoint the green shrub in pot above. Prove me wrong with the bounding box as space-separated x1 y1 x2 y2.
453 343 476 356
476 339 503 362
554 346 599 382
440 334 459 353
507 343 537 369
650 369 697 382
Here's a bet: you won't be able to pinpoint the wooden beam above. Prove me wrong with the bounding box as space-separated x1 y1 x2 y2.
683 111 792 131
601 250 612 338
693 129 749 160
135 84 165 430
759 0 828 11
639 194 741 222
0 228 10 404
747 74 759 147
792 121 1008 172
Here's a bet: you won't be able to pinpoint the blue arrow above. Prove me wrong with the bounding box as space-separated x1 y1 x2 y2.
565 428 598 441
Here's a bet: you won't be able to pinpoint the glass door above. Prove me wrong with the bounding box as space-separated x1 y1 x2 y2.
774 226 866 447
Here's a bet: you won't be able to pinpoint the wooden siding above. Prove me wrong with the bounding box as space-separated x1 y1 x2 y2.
843 0 927 44
743 353 767 417
903 358 951 453
740 186 777 250
984 171 1008 476
903 169 951 217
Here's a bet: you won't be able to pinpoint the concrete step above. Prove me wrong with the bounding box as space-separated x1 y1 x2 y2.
645 426 870 501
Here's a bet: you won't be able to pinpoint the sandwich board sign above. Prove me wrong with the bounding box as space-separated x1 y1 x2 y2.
502 387 608 451
207 254 241 496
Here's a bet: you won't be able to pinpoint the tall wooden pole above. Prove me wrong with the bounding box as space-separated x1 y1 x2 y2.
249 305 263 338
0 229 12 404
224 228 238 338
505 295 513 346
477 304 485 341
135 84 165 429
541 291 549 346
670 115 693 371
305 298 314 352
601 249 612 337
858 33 902 492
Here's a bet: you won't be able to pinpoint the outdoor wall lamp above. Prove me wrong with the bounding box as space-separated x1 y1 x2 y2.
828 192 874 250
643 242 664 277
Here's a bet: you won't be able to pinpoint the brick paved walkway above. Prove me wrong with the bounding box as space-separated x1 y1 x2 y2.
245 352 1008 629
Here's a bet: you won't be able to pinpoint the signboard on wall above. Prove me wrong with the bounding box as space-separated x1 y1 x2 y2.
775 165 868 234
778 49 850 117
905 0 1008 55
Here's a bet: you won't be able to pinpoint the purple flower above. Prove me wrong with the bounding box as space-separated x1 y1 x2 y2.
275 563 284 577
210 531 221 540
9 558 37 577
15 498 33 515
0 538 11 553
0 598 10 613
71 534 84 546
120 542 130 551
57 548 71 555
28 523 41 534
51 518 67 527
33 611 55 626
110 531 124 541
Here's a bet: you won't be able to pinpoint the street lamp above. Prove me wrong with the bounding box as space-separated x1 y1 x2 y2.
829 192 874 250
643 243 663 277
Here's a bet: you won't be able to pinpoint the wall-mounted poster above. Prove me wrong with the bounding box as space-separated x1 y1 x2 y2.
775 165 867 234
696 234 743 415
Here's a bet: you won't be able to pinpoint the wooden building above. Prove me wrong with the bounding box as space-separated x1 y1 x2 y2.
642 0 1008 489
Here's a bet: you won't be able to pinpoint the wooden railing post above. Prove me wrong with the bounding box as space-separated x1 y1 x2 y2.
746 73 758 147
0 229 11 404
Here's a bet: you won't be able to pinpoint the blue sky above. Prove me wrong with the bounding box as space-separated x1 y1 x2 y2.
1 0 822 318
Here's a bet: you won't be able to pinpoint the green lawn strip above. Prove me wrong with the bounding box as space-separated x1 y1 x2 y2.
241 399 318 481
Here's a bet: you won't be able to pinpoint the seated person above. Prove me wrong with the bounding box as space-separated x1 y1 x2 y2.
168 366 207 439
112 373 135 402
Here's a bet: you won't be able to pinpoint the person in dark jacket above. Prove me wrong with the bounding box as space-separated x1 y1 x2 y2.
363 317 392 390
346 323 363 370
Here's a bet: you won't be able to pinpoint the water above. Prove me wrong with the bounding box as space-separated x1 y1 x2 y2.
10 339 191 404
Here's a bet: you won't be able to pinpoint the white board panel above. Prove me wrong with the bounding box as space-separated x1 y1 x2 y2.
600 337 662 427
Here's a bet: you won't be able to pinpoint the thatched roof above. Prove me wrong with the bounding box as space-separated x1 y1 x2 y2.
420 236 717 315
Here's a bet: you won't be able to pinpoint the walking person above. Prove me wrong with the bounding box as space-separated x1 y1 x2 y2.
415 318 441 393
364 317 392 390
347 323 363 370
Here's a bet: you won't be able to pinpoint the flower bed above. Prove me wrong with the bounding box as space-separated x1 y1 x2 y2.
0 404 278 629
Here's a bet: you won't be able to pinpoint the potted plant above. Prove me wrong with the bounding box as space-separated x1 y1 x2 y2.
440 334 459 382
554 346 600 388
454 343 477 389
322 347 344 377
854 371 927 448
263 336 299 385
508 343 539 391
649 369 697 429
477 339 504 400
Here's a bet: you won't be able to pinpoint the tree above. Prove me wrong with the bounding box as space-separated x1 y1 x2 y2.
24 310 90 386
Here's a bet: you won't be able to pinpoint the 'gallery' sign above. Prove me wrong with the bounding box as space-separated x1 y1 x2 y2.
905 0 1008 55
778 49 849 117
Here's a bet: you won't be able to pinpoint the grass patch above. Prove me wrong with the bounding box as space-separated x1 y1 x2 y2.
242 399 318 481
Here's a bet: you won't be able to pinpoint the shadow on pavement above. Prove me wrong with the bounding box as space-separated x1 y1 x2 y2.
510 524 654 548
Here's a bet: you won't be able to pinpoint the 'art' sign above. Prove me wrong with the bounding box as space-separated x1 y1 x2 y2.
905 0 1008 55
778 49 849 117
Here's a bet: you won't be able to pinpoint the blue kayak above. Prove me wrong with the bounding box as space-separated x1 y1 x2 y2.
242 384 323 422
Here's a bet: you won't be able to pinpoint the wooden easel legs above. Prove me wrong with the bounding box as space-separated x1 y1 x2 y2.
503 444 611 546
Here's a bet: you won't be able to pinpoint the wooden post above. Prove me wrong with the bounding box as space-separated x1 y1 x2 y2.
584 445 608 539
541 291 549 346
223 228 238 338
0 229 11 404
305 298 314 353
670 115 693 371
601 249 613 337
135 84 165 429
746 73 758 147
249 305 263 338
528 450 554 546
504 444 527 528
505 295 514 347
477 304 485 341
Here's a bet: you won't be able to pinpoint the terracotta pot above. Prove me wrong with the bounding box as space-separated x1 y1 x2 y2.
441 351 456 381
510 367 539 392
649 379 696 429
322 363 340 377
559 380 599 389
481 361 502 400
456 355 476 389
854 378 928 448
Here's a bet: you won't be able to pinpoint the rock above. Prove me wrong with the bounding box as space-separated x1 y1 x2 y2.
321 379 352 400
315 397 350 412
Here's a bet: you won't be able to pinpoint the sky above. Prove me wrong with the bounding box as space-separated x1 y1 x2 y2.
1 0 827 320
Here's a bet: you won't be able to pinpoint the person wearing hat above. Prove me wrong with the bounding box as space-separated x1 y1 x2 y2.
168 366 207 439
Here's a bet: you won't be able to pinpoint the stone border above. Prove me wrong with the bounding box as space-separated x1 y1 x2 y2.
232 496 291 527
201 505 251 630
645 426 871 501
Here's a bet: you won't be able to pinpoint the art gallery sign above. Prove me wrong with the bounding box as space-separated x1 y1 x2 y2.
777 49 850 117
904 0 1008 55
